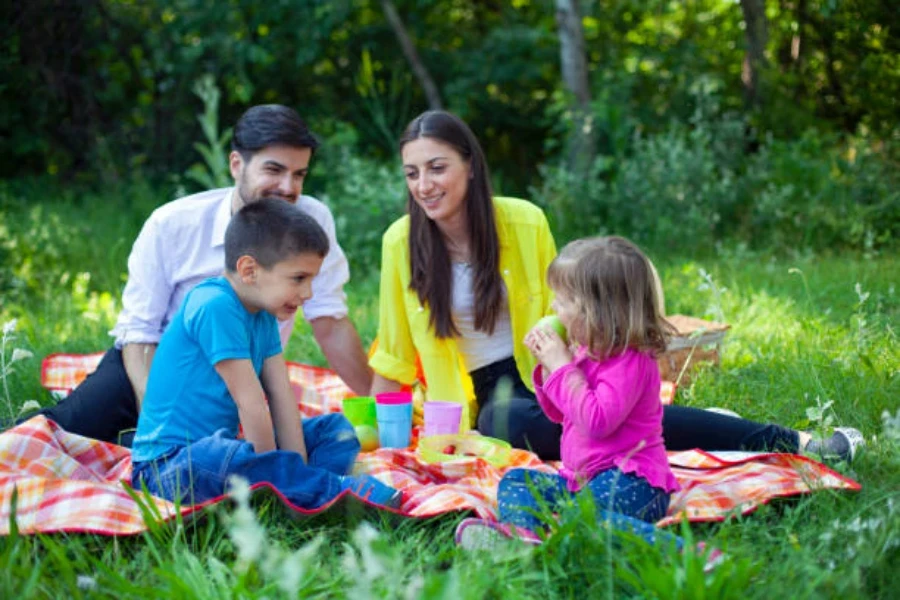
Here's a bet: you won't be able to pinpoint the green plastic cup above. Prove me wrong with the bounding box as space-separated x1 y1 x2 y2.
342 396 377 428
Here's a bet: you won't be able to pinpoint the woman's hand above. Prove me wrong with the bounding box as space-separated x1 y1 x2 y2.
524 325 572 374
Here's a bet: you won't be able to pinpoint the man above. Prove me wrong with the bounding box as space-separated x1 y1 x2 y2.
39 105 372 446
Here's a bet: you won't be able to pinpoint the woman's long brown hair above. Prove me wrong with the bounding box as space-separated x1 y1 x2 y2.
400 111 503 338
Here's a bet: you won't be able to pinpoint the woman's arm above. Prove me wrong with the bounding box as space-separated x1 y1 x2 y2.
214 358 277 453
370 372 404 395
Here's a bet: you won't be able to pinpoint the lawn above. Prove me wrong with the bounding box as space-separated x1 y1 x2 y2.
1 187 898 598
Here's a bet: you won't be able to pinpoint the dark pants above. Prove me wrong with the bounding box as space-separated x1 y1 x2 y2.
470 356 801 460
40 347 138 446
471 357 562 460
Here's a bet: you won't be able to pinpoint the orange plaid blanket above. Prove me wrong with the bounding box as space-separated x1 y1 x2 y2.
0 354 860 536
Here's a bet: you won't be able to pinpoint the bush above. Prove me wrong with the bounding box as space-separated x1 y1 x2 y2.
533 116 899 255
313 123 407 276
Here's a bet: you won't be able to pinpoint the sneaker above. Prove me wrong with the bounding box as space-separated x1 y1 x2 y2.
804 427 865 463
341 475 403 509
703 407 743 419
454 517 541 551
695 541 726 574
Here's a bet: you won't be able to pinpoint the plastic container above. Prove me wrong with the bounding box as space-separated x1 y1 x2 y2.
423 401 463 437
375 396 413 448
417 433 512 467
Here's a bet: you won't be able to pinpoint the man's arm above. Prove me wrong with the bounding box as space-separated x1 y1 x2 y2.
121 343 157 411
370 372 403 396
214 358 276 453
260 353 307 460
310 316 372 394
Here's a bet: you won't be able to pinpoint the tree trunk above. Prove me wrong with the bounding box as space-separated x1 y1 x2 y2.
739 0 769 107
380 0 443 110
555 0 594 172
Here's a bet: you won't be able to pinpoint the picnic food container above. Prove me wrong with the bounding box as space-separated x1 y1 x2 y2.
417 433 512 467
375 392 413 448
657 314 730 386
422 401 463 437
342 396 378 428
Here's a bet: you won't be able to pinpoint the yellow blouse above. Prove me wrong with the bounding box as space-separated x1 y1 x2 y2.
370 196 557 427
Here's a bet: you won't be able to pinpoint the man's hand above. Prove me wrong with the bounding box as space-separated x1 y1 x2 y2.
121 343 158 411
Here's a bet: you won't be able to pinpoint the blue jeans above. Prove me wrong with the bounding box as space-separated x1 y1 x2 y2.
498 467 682 550
132 413 359 509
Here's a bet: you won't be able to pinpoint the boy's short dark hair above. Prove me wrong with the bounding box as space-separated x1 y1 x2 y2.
232 105 320 160
225 198 329 271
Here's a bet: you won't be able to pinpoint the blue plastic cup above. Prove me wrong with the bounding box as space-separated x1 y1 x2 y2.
375 401 412 448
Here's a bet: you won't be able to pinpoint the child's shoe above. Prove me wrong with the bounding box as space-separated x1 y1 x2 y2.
341 475 402 509
695 541 726 574
804 427 865 463
454 517 542 551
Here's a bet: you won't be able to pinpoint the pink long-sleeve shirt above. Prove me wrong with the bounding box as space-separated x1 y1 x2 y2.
533 347 680 493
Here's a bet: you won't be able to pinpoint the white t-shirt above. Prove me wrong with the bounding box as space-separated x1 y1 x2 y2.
110 188 350 349
450 262 514 373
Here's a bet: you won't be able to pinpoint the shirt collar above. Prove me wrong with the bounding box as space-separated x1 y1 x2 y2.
211 188 236 248
494 200 511 249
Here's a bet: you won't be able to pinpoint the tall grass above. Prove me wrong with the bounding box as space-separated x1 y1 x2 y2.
0 184 898 598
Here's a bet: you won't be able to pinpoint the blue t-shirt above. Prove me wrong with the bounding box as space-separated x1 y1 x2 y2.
132 276 282 462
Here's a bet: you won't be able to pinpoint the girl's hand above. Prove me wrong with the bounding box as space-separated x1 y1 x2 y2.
524 326 572 374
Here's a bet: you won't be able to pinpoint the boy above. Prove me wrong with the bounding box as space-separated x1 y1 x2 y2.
131 198 400 510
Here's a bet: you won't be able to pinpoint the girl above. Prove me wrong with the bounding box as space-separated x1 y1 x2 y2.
455 236 689 553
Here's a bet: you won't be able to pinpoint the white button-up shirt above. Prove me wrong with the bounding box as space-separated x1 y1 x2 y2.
110 188 349 349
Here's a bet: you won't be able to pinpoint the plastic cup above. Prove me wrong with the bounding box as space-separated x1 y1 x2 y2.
342 396 377 427
375 391 413 405
375 395 413 448
423 401 463 437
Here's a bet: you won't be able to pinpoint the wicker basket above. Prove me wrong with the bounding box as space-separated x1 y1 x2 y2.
658 315 730 386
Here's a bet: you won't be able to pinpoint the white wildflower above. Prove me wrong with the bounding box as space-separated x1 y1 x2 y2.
2 319 16 335
76 575 97 591
10 348 33 363
18 400 41 414
226 476 266 567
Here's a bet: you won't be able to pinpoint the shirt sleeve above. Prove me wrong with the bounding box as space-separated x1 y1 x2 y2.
110 211 173 347
183 291 252 366
368 227 419 385
301 199 350 322
532 366 565 423
536 209 557 316
540 355 646 440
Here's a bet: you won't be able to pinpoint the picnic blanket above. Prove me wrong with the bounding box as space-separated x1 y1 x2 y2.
0 355 862 536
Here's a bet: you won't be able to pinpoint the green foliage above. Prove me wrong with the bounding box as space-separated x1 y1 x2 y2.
535 110 899 255
5 0 894 192
184 75 233 190
313 123 408 277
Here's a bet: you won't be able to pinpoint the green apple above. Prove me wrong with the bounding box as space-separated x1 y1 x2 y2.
354 424 380 452
535 315 568 344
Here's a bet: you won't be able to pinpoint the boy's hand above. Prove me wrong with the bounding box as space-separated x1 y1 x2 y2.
524 326 571 374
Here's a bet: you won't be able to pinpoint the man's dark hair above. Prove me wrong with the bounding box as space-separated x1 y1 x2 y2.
231 105 320 160
225 198 329 271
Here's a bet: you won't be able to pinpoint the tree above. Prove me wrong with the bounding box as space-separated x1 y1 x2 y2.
739 0 769 106
380 0 443 110
554 0 594 172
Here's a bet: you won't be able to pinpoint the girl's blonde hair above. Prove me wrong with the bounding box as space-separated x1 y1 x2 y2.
547 236 672 359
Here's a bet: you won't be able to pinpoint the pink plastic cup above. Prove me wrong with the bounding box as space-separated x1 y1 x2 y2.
423 401 463 437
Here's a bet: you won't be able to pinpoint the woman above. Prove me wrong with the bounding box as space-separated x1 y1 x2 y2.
369 110 862 463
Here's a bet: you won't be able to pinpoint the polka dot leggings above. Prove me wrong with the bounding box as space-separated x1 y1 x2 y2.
497 467 683 549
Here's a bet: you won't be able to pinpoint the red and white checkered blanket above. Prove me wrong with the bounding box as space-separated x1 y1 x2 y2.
0 354 861 536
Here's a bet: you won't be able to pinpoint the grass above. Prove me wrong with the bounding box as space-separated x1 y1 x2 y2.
1 184 898 598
